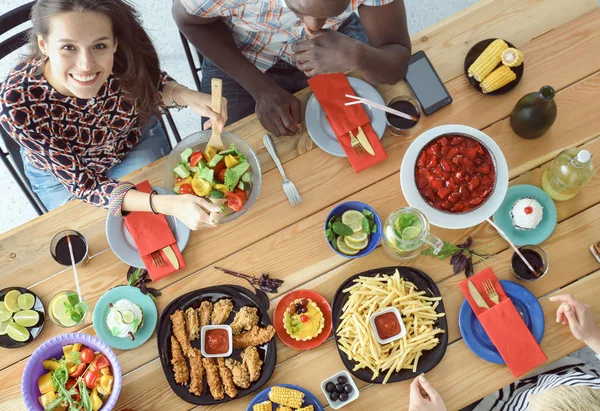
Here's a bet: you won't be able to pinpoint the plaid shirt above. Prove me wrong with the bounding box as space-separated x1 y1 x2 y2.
180 0 394 72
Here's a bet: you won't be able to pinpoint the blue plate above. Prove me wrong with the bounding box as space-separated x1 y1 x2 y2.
93 286 158 350
247 384 325 411
459 280 544 364
492 184 557 246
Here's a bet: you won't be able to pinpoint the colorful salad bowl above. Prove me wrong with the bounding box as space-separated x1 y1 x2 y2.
22 333 122 411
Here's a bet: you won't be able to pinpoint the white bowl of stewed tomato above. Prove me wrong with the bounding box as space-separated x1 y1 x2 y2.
400 125 509 229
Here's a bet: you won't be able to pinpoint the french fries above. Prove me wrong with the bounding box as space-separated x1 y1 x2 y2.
336 270 445 384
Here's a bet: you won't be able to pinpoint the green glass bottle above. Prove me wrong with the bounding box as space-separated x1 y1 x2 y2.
510 85 557 139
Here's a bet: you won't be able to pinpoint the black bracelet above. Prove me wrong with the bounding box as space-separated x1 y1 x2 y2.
149 190 158 215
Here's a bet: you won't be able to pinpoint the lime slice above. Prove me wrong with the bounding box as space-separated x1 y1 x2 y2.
58 311 77 327
336 236 360 255
18 293 35 310
344 236 369 251
341 210 365 233
401 226 422 240
121 310 135 324
0 320 13 336
14 310 39 327
51 294 77 327
346 230 368 243
4 290 22 313
7 322 29 342
0 302 12 322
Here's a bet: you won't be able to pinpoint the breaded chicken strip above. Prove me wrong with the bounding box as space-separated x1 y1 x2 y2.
241 346 263 382
198 300 213 328
170 336 189 385
217 357 238 398
188 348 203 396
225 358 251 389
211 298 234 325
230 306 259 335
185 306 200 341
202 357 225 400
170 310 192 356
233 325 276 349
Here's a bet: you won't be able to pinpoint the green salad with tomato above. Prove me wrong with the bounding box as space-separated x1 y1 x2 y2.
172 143 253 213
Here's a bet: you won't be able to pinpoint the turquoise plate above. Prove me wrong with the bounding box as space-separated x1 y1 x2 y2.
492 184 557 246
93 286 158 350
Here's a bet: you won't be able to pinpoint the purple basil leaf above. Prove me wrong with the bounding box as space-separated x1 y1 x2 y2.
450 251 463 266
465 258 474 277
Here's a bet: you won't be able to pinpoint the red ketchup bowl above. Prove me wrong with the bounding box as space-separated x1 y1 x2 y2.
415 134 497 214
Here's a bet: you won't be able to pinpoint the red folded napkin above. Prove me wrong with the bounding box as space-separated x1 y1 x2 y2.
308 73 387 172
123 180 185 281
459 268 547 377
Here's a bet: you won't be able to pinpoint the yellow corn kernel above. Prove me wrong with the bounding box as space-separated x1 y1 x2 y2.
468 39 508 82
268 386 305 409
252 400 273 411
297 406 314 411
501 48 523 67
480 65 517 93
277 407 292 411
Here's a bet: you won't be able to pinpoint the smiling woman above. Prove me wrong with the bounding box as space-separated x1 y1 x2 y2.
0 0 228 230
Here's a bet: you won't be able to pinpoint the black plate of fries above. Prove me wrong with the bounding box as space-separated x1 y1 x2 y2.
156 285 276 405
331 267 448 384
464 38 524 95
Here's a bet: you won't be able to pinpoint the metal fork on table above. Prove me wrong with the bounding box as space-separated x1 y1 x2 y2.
150 251 164 267
349 130 367 157
483 279 500 305
263 134 302 206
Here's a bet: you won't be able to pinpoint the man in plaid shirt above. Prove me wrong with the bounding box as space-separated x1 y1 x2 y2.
173 0 410 137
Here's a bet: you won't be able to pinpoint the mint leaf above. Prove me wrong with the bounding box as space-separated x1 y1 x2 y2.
362 209 374 218
128 268 143 286
395 214 419 232
362 217 370 234
67 292 79 307
75 301 89 316
332 222 353 236
325 228 333 242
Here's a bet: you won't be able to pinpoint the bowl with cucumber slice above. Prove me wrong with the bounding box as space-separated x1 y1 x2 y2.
163 131 262 223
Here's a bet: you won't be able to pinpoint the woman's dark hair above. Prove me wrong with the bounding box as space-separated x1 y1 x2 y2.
28 0 162 124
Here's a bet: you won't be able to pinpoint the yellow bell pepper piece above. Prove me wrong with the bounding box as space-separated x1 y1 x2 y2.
38 391 58 407
175 176 192 187
62 344 73 357
38 372 54 395
91 388 103 411
204 145 217 163
42 360 61 371
100 367 112 376
72 343 82 352
98 375 114 396
224 154 239 168
192 178 212 197
213 184 229 193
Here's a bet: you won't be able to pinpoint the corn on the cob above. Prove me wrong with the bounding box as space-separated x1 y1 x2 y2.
268 386 305 408
468 39 508 82
253 400 273 411
277 407 293 411
480 65 516 93
297 406 315 411
501 47 523 67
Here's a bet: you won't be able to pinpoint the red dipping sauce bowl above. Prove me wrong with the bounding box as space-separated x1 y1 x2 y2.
200 325 233 357
369 307 406 345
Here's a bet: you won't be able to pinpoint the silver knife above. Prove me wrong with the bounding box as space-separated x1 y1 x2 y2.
162 245 180 270
356 126 375 155
468 281 489 309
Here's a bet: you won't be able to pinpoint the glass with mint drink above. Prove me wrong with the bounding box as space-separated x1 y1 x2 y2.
382 207 443 260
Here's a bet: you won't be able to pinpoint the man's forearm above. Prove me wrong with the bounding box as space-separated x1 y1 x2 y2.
354 43 411 85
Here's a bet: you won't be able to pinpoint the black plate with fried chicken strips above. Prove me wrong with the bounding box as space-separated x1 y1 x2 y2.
157 285 276 405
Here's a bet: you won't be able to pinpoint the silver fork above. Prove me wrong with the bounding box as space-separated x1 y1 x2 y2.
263 133 302 206
349 130 367 157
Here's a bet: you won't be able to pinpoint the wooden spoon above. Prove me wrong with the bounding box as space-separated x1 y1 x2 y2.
207 78 224 150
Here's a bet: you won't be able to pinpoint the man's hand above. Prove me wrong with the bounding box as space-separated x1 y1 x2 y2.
409 375 447 411
254 84 302 137
291 30 361 77
550 294 600 354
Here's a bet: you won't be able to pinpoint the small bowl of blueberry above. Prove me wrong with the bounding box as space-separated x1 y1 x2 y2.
321 370 359 409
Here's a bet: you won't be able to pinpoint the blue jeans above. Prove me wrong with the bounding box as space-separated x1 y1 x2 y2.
21 118 170 211
200 13 369 126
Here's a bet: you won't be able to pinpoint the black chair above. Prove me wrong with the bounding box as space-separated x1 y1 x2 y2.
0 2 183 215
179 31 203 92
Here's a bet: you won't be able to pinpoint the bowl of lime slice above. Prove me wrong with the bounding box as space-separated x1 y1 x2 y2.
0 287 45 349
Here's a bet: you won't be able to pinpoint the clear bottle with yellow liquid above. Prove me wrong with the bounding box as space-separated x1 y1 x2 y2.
542 148 593 201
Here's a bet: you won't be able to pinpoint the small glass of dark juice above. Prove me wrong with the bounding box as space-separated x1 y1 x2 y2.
511 245 549 281
50 230 89 266
385 95 421 135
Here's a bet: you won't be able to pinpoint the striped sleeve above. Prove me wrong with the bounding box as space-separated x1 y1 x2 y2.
158 71 176 92
178 0 245 17
361 0 395 5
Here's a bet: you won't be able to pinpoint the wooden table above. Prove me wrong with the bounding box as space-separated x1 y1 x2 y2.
2 0 600 409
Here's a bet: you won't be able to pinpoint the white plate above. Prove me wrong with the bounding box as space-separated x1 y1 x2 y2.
400 125 509 229
106 187 191 268
306 77 386 157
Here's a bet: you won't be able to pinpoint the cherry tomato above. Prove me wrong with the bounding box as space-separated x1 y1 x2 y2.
233 188 248 203
179 183 193 195
69 363 86 378
81 348 95 364
189 151 203 168
84 370 99 389
90 354 110 371
216 167 227 183
225 191 243 212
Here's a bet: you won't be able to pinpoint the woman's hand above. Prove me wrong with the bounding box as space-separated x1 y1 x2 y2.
170 84 228 132
166 194 223 230
551 294 600 354
409 374 446 411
